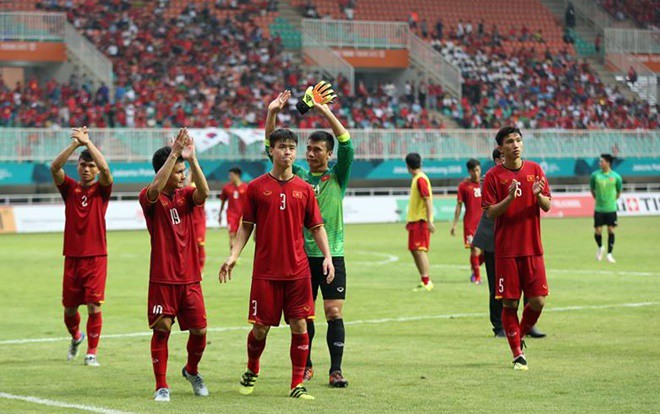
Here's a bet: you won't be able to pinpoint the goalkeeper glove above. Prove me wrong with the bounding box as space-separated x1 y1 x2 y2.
296 81 337 115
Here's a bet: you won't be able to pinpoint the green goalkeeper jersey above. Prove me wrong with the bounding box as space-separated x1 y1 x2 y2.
590 169 622 213
267 133 354 257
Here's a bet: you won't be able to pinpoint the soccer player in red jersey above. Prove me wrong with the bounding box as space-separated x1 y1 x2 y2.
218 167 247 253
51 127 112 367
451 159 484 284
482 126 552 371
139 128 210 402
219 128 335 400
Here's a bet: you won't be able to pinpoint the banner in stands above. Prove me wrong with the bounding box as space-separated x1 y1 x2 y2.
4 193 660 234
332 49 409 68
0 163 35 185
0 42 66 62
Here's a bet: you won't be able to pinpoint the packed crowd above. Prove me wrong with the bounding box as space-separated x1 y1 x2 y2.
434 40 658 129
599 0 659 28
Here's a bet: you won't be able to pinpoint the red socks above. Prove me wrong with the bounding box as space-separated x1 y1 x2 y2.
502 307 522 358
421 275 430 285
520 304 542 338
290 333 309 389
86 312 102 355
247 330 266 375
64 312 81 341
470 255 481 279
479 253 485 265
185 333 206 375
151 330 170 390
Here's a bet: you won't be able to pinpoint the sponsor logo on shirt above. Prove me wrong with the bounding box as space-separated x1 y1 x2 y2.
292 190 303 199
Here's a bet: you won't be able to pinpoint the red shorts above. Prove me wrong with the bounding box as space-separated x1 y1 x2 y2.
227 214 241 234
248 278 315 326
62 256 107 307
407 221 430 251
148 282 207 331
463 226 476 248
495 255 549 300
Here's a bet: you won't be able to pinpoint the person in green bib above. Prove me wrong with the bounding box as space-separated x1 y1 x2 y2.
590 154 622 263
265 83 353 388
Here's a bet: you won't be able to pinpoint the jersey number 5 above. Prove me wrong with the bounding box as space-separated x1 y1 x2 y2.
169 208 181 225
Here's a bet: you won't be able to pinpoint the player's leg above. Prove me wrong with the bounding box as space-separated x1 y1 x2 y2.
469 245 483 284
285 279 315 399
606 213 617 262
497 257 526 369
305 257 324 381
82 256 107 366
63 257 85 361
411 250 433 290
148 283 177 401
594 212 605 261
320 257 348 386
408 221 432 290
520 255 549 341
484 251 503 336
179 283 209 397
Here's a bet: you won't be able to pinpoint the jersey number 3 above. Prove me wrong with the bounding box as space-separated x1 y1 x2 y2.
280 194 286 210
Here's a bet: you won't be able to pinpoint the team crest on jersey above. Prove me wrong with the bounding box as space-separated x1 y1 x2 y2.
160 200 169 207
74 188 82 193
292 190 303 199
527 175 535 182
177 198 185 206
500 179 508 184
321 175 330 182
263 190 272 196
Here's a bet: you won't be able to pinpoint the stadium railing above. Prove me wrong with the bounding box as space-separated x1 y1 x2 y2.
302 29 355 95
604 29 660 55
569 0 617 35
408 34 462 99
64 22 114 94
0 11 65 41
605 44 658 105
1 129 658 162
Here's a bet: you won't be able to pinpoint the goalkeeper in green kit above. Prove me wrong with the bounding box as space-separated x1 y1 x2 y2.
266 82 353 387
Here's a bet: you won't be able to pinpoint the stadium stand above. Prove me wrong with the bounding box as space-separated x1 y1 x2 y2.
599 0 659 28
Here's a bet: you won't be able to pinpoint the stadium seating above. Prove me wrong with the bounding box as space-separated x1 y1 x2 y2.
599 0 658 28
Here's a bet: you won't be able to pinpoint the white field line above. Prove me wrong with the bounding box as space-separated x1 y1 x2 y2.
0 392 138 414
0 302 657 346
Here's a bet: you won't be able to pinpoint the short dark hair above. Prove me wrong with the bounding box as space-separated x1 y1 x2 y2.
466 158 480 171
229 167 242 177
492 148 502 162
78 149 93 163
405 153 422 169
600 153 614 165
152 146 183 173
268 128 298 148
308 131 335 151
495 126 522 146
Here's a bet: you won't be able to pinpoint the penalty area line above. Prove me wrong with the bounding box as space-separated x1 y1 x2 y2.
0 392 138 414
0 302 657 346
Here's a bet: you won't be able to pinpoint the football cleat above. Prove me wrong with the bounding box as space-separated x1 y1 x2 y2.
606 253 616 263
596 246 605 261
238 370 258 395
527 326 546 338
182 367 209 396
513 355 529 371
303 366 314 382
289 384 315 400
422 280 434 291
154 388 171 402
67 333 85 361
84 354 100 367
329 371 348 388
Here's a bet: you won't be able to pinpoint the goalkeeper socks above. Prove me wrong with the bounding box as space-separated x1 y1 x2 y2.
86 312 102 355
185 333 206 375
64 312 81 340
520 304 542 338
327 319 345 374
247 330 266 375
470 255 481 279
595 233 602 247
306 319 315 367
607 233 615 253
502 307 522 358
151 330 170 390
290 333 309 388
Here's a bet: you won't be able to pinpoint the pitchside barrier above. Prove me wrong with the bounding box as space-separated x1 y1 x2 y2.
1 192 659 234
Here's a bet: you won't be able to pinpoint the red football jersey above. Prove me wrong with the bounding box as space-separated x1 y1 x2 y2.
57 175 112 257
139 186 202 284
482 161 551 258
219 182 248 217
243 174 323 280
457 179 482 232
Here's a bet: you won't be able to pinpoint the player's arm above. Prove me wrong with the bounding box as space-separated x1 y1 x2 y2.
184 134 210 205
485 179 518 219
146 128 187 202
615 175 622 199
533 178 551 212
72 127 113 186
218 222 254 283
309 224 335 284
590 172 596 199
424 195 436 233
265 90 292 153
50 131 83 185
218 198 226 224
317 103 354 188
450 200 462 236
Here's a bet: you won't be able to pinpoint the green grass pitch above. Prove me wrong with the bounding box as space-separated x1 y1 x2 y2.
0 217 659 413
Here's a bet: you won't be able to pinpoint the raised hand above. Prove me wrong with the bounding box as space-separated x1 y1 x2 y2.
297 80 338 114
171 128 187 155
268 90 291 113
71 126 90 147
181 129 195 161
